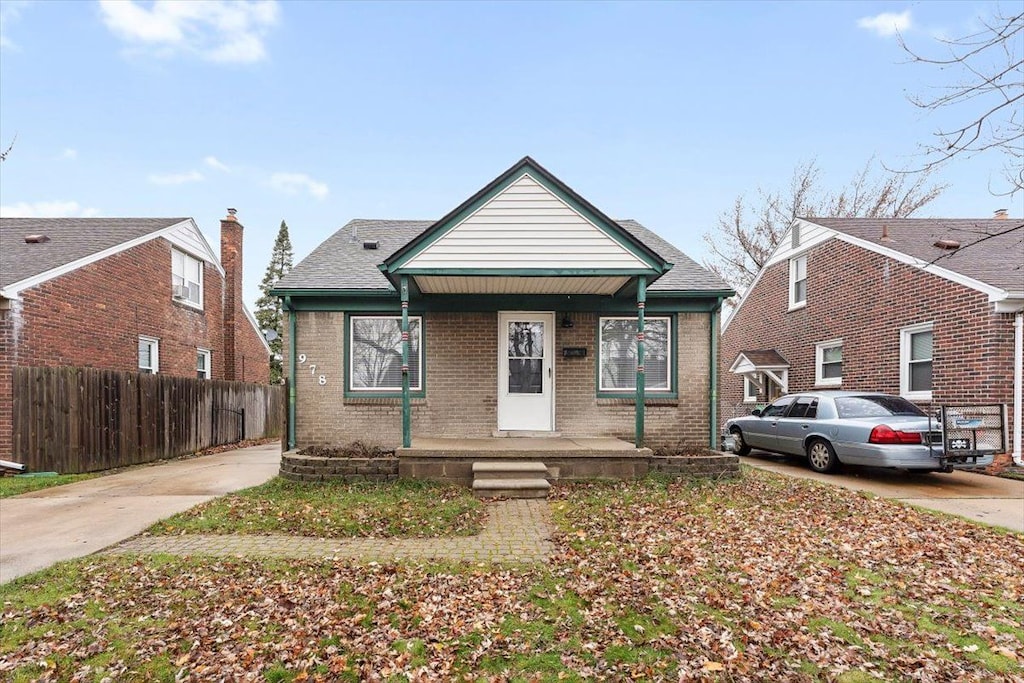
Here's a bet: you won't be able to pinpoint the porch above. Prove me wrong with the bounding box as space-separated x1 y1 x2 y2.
397 436 653 488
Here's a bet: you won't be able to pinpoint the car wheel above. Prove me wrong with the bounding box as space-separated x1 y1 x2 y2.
806 439 838 473
730 428 751 456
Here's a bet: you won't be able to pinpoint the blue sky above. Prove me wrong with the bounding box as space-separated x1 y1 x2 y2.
0 1 1018 309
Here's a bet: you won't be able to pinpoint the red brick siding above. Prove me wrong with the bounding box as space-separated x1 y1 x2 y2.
287 309 715 451
0 235 269 459
720 238 1019 446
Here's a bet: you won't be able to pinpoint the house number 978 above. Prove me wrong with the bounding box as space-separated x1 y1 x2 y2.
297 354 328 386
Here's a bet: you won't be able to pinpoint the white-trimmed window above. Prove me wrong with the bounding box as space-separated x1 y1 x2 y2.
139 336 159 374
350 316 422 391
197 349 211 379
815 339 843 386
789 255 807 309
743 375 758 403
900 323 933 400
598 317 671 392
172 249 203 308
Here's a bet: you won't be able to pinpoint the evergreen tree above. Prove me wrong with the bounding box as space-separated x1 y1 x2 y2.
255 220 293 383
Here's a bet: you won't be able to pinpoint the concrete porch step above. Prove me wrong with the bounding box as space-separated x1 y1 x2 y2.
472 461 550 480
472 477 551 499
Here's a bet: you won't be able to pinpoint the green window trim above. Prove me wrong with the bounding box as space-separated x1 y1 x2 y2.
595 314 678 399
344 313 427 398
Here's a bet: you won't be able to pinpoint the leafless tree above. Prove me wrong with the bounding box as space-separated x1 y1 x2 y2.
900 9 1023 194
702 158 946 293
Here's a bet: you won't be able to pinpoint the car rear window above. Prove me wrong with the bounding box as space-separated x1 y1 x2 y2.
834 395 926 419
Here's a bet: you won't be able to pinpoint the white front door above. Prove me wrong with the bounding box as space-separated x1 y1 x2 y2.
497 312 554 431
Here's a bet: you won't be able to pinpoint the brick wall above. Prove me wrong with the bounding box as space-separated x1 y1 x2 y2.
287 309 716 451
720 238 1019 446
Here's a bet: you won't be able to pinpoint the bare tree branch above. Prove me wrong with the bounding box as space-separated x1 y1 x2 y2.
0 134 15 162
899 9 1024 194
703 158 947 295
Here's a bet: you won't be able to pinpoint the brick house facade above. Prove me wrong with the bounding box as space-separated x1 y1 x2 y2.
720 216 1023 464
273 158 733 452
0 212 271 461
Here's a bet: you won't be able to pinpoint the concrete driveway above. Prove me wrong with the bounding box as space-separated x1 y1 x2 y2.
741 451 1024 533
0 442 281 584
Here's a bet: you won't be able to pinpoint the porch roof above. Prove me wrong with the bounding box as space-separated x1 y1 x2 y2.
273 157 733 299
729 349 790 374
273 218 732 297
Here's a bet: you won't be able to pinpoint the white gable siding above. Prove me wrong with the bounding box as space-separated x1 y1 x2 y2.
765 219 835 267
166 221 225 275
403 174 647 270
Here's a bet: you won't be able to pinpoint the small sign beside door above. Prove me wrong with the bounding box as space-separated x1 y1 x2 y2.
562 347 587 358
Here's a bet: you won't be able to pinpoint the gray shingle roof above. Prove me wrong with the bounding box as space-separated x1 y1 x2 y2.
274 218 732 294
736 349 789 367
0 217 188 289
805 217 1024 293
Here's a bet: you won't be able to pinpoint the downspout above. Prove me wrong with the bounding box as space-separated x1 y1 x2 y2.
286 296 296 451
1013 312 1022 465
709 302 720 450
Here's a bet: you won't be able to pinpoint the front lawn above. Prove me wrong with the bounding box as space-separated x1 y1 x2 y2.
1 469 1021 681
0 473 97 499
147 477 487 538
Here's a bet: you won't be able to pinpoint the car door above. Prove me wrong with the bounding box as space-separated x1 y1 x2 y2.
775 396 818 456
743 396 795 451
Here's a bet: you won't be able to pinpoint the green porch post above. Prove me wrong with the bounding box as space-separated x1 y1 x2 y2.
709 304 720 450
635 276 647 448
286 297 296 450
400 275 411 448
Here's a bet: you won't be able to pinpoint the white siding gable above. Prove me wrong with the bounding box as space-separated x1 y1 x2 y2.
166 220 225 276
403 174 648 270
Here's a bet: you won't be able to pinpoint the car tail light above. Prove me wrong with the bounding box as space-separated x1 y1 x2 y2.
869 425 922 444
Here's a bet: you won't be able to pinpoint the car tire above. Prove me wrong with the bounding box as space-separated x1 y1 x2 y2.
806 439 838 473
730 428 751 456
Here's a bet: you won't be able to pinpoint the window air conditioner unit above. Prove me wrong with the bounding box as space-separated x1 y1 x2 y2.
173 285 189 299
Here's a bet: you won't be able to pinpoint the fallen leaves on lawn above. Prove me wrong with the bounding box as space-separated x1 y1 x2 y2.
1 469 1022 681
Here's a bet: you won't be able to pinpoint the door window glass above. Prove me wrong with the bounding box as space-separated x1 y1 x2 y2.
508 321 544 394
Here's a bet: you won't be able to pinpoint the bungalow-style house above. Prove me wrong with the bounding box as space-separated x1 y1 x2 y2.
272 157 733 464
720 215 1023 466
0 211 271 461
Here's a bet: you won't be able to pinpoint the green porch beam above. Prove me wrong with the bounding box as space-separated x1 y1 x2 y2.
400 275 411 448
635 275 647 448
286 297 296 450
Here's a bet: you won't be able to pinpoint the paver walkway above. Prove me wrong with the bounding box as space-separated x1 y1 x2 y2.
105 499 556 563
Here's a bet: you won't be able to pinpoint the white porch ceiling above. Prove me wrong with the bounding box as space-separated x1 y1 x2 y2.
413 275 630 295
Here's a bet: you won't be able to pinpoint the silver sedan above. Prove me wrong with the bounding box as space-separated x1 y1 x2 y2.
723 391 994 473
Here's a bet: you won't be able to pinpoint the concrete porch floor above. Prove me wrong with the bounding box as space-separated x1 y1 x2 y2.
404 436 644 452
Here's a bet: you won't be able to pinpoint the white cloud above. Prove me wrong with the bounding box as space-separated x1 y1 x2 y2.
204 155 230 171
148 169 204 185
269 172 329 200
98 0 280 64
60 148 78 160
0 0 30 50
857 10 912 37
0 200 101 217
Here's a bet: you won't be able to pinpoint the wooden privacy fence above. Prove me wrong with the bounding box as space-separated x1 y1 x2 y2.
12 366 284 473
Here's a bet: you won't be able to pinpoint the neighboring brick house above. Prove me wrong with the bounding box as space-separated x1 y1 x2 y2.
0 211 271 460
720 215 1024 465
272 157 734 452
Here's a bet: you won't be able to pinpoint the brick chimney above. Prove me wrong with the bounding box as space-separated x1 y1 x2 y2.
994 208 1008 220
221 208 242 381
